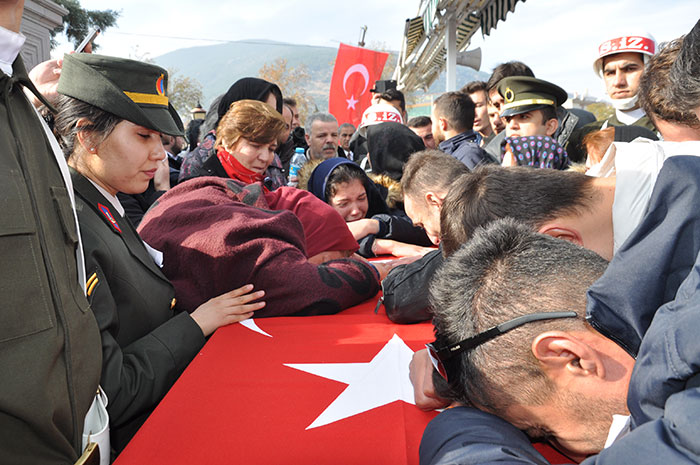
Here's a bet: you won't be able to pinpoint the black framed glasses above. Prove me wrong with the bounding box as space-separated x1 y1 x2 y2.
426 311 578 382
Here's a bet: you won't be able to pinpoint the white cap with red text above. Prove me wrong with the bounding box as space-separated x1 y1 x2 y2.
593 32 656 77
358 102 403 136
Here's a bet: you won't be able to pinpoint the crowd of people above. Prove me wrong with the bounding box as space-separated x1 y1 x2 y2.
3 0 700 462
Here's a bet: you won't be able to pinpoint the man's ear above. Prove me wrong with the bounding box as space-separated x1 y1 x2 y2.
305 132 311 144
425 191 443 209
532 331 604 379
538 223 583 247
438 116 449 132
545 117 559 137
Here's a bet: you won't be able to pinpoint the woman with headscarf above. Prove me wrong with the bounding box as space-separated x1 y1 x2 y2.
178 77 285 187
303 157 434 258
366 121 425 181
54 54 266 452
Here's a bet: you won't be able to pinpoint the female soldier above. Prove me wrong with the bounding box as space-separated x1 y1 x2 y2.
54 53 265 452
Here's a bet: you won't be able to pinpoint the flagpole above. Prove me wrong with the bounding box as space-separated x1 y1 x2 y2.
358 25 367 47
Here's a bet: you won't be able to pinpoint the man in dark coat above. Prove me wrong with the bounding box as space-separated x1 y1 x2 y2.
0 2 102 463
431 91 496 169
420 155 700 464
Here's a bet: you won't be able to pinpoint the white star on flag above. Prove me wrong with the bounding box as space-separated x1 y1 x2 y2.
346 95 359 110
284 333 416 430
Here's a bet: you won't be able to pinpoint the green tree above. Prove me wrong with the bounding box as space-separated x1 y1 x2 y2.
50 0 120 49
167 67 204 120
259 58 313 122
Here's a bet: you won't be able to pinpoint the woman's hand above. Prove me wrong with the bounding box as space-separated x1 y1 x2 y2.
190 284 265 337
347 218 380 240
153 156 171 191
372 239 434 258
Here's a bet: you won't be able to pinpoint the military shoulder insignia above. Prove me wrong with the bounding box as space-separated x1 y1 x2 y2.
98 203 122 233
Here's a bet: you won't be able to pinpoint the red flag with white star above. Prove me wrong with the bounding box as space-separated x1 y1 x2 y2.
114 302 436 464
114 300 571 464
329 43 389 127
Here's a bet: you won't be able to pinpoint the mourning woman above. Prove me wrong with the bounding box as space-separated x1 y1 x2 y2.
303 157 434 258
54 54 265 452
178 77 286 187
198 99 286 189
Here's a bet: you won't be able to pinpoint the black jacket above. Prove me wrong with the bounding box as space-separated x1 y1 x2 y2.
72 170 205 452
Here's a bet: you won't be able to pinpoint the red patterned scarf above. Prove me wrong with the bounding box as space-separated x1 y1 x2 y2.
216 147 264 185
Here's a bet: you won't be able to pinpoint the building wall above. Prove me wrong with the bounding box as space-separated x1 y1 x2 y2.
20 0 67 71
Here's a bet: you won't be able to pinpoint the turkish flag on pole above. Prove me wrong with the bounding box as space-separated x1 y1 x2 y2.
329 43 389 127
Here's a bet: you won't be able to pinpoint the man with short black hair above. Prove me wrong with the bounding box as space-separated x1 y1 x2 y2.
337 122 355 158
380 150 469 324
421 214 700 463
671 19 700 120
407 116 436 149
431 91 495 169
461 81 493 146
283 97 301 129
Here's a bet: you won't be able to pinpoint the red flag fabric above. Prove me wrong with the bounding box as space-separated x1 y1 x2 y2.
113 297 572 464
329 43 389 128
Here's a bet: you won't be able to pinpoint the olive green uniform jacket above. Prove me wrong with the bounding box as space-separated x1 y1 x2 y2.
71 170 205 452
0 57 102 464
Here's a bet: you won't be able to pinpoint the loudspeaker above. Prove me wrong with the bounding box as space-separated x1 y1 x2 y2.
456 47 482 71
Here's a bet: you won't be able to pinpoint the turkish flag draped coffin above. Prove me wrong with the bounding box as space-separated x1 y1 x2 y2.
328 43 389 128
114 300 438 465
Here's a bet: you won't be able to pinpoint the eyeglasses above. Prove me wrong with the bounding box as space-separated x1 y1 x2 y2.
426 311 578 382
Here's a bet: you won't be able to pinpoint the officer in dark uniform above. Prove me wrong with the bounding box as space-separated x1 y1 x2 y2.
54 53 265 453
497 77 568 136
0 3 103 464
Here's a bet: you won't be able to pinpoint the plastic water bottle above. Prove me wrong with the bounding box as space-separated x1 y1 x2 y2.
287 147 307 187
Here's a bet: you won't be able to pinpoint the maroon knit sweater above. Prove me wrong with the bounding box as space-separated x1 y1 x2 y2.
138 177 380 317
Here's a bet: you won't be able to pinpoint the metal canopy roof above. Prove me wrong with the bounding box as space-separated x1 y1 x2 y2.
395 0 525 92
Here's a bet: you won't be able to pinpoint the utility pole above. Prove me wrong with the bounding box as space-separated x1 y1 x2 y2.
358 25 367 47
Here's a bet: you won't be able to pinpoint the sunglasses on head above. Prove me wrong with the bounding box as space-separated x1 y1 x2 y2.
426 311 578 382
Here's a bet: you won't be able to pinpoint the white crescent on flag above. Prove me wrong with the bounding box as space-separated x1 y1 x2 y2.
239 319 273 338
342 64 370 96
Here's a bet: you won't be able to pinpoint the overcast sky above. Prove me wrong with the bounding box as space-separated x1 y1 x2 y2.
52 0 699 100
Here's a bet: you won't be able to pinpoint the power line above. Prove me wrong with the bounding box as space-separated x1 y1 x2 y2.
108 30 338 48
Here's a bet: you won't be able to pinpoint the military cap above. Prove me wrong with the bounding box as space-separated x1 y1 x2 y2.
58 53 183 136
497 76 568 118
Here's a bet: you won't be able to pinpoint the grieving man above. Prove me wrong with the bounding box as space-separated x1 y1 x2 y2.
420 217 700 464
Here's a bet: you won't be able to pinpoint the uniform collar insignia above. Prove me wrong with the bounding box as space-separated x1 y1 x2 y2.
98 203 122 233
